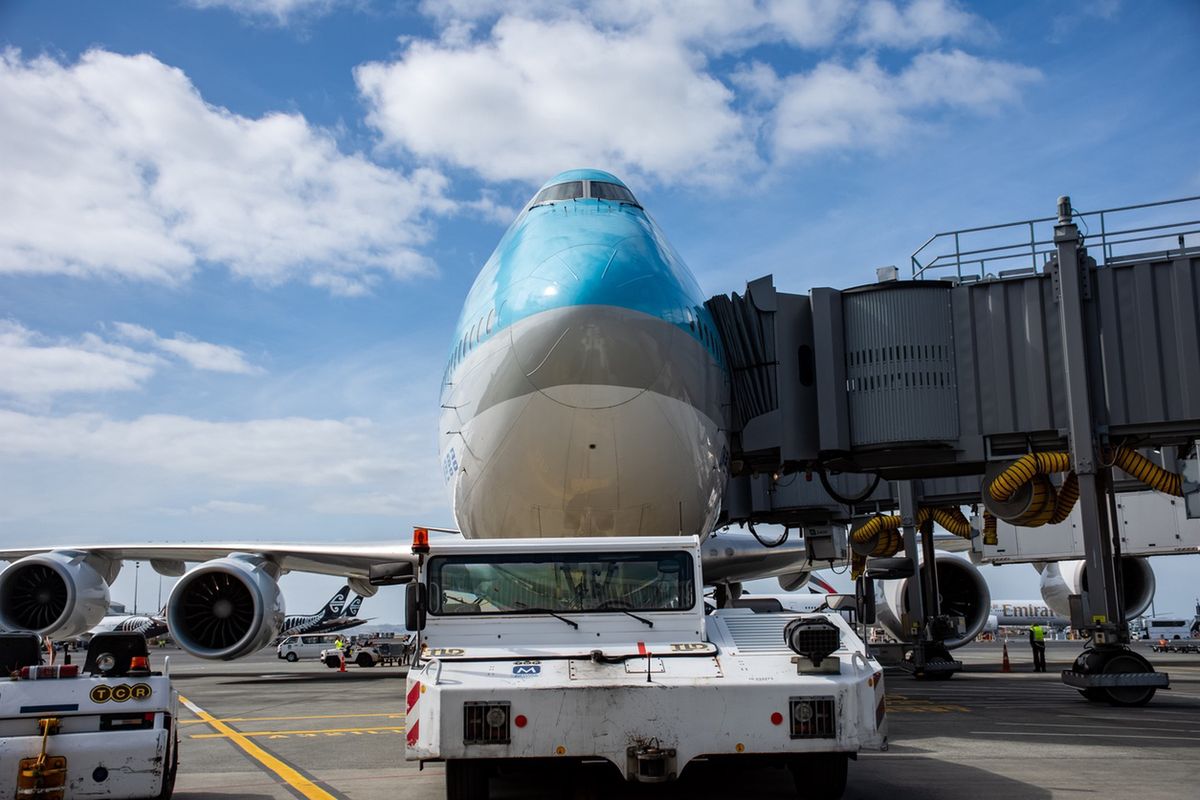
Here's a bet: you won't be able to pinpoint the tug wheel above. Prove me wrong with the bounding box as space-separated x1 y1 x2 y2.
788 753 847 800
446 759 492 800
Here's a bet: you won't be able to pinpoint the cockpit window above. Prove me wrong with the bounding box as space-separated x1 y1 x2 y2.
531 181 584 206
590 181 639 205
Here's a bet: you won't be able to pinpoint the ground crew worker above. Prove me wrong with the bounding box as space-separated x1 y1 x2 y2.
1029 623 1047 672
335 637 344 651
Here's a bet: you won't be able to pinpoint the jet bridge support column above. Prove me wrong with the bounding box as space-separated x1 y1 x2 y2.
1053 196 1168 705
895 481 960 679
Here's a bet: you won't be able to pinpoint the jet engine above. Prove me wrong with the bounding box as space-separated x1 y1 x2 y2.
875 555 991 649
0 551 112 638
167 555 285 660
1039 556 1155 622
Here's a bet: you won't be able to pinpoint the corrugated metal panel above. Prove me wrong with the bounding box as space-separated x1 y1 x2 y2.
956 274 1069 438
720 613 800 654
843 284 958 446
1097 256 1200 429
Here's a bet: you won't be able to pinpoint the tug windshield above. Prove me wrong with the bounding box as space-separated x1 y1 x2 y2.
426 551 694 615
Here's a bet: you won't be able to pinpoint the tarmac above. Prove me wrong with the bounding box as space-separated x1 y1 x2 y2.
163 640 1200 799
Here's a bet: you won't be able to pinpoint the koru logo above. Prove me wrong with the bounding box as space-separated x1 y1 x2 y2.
91 683 152 704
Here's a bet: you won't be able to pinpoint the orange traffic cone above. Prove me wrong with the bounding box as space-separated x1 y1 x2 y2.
339 651 347 673
1001 642 1011 673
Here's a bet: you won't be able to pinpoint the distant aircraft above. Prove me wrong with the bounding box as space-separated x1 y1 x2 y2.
983 600 1070 634
317 595 370 635
277 585 351 637
86 607 169 642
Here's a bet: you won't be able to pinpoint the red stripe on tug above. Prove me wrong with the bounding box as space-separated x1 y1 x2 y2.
636 642 647 655
406 682 421 713
406 720 419 746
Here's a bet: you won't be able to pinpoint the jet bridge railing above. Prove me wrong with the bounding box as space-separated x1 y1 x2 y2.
910 195 1200 281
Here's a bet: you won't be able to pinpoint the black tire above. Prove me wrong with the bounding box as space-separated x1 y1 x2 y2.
445 759 491 800
285 652 299 662
1103 652 1157 707
356 653 375 668
789 753 848 800
154 735 179 799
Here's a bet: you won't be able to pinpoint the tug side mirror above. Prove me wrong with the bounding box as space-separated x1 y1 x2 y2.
857 576 877 625
406 583 428 632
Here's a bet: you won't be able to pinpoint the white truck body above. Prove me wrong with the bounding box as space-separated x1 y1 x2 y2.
0 661 178 798
403 536 886 791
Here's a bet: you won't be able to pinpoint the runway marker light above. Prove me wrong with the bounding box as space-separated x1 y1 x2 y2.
514 714 527 728
412 527 430 554
770 712 783 726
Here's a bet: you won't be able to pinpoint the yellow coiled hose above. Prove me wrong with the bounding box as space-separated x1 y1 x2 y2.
986 447 1183 528
848 506 974 578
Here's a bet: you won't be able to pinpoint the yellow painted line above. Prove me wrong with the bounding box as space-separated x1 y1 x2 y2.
181 712 404 725
191 725 406 739
179 695 337 800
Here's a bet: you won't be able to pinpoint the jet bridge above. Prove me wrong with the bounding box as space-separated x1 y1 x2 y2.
708 195 1200 701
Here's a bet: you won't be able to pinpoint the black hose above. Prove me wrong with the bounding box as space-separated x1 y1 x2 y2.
818 467 882 505
748 521 789 548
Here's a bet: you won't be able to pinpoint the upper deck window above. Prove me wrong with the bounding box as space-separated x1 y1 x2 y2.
531 181 584 206
590 181 639 206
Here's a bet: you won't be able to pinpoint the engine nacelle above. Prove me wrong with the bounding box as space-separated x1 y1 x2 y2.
1039 556 1156 622
0 551 112 638
167 554 285 660
875 555 991 649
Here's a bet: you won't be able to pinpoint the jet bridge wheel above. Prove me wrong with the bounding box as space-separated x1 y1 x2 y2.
1071 648 1158 706
446 759 492 800
788 753 847 800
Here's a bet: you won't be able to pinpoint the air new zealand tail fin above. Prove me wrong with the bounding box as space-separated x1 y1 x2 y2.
345 595 364 618
322 585 351 619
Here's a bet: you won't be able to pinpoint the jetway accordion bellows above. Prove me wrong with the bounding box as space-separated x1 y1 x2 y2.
842 283 958 447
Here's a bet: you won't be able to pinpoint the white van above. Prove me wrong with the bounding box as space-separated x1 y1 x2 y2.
1147 619 1192 641
276 633 338 661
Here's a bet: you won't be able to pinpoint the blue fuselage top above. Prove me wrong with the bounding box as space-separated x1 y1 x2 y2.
443 169 725 385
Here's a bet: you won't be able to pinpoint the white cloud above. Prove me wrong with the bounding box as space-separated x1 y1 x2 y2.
310 492 427 516
0 49 451 295
189 499 267 514
856 0 983 48
186 0 348 24
418 1 854 52
0 411 411 486
112 322 260 375
0 320 161 400
356 15 755 184
768 51 1041 159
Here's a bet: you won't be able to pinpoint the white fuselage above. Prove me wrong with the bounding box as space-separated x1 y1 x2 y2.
440 304 727 540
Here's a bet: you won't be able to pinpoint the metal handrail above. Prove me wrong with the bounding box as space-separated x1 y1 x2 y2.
911 196 1200 279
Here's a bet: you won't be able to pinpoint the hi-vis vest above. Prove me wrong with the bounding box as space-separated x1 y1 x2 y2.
1031 625 1045 642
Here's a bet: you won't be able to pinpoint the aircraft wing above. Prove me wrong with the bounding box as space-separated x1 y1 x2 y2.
932 536 975 553
0 542 412 579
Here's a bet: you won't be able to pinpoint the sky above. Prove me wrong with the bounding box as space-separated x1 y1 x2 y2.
1 0 1198 623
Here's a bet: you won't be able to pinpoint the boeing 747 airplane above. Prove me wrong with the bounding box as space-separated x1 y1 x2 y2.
0 170 804 660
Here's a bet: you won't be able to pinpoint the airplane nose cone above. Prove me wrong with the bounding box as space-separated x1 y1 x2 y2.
511 304 671 409
511 243 678 409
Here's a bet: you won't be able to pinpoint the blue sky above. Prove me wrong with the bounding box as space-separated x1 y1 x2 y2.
1 0 1197 621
